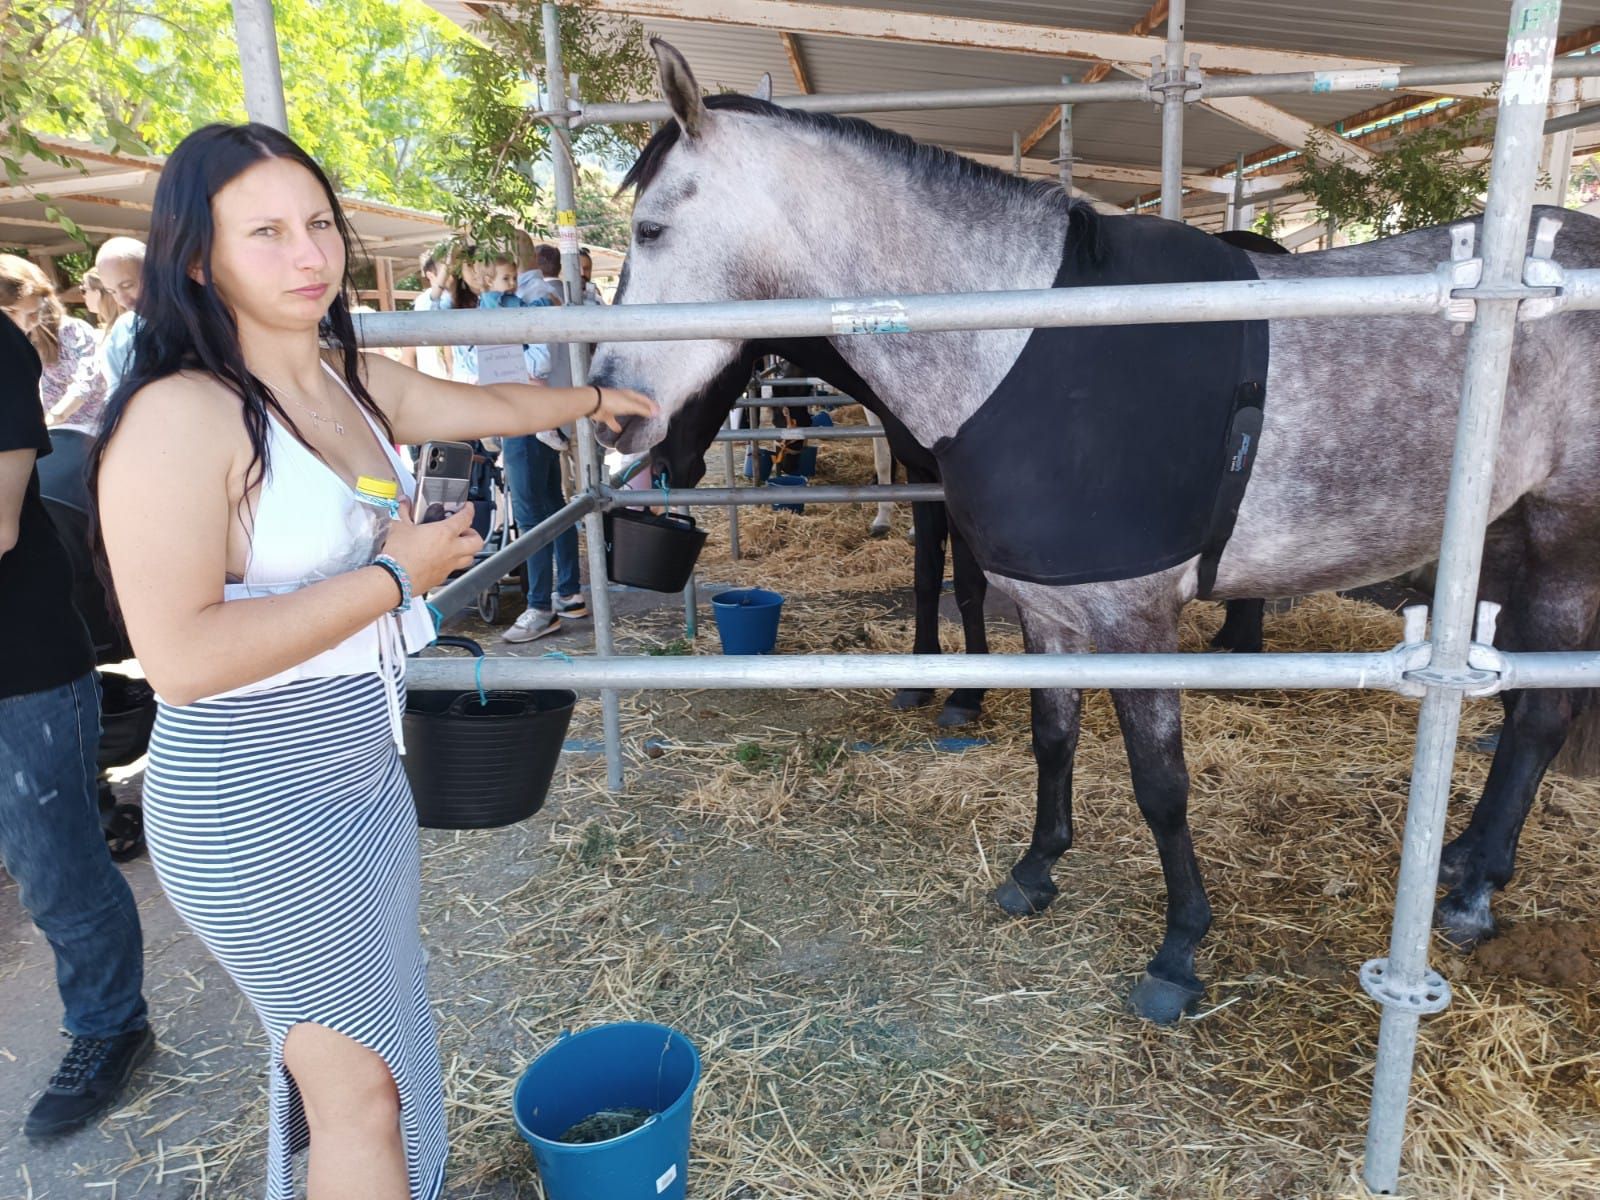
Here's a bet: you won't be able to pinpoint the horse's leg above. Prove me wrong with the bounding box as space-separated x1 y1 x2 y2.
994 614 1081 918
1210 598 1265 653
865 410 894 536
890 499 946 712
937 521 989 727
1436 503 1600 946
1113 683 1211 1022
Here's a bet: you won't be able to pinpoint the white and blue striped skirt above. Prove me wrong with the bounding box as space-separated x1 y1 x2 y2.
143 672 446 1199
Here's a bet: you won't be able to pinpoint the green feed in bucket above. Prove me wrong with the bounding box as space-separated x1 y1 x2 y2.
559 1107 656 1144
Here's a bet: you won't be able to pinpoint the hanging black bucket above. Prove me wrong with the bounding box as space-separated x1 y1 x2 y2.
404 638 576 830
604 509 707 592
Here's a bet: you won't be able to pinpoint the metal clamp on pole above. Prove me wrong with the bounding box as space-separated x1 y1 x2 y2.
1520 213 1568 321
1359 959 1452 1016
1393 601 1511 698
1144 53 1203 105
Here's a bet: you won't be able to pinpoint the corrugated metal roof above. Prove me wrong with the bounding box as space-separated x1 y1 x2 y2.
426 1 1600 215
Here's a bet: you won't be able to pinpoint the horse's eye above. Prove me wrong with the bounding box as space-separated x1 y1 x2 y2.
636 221 665 244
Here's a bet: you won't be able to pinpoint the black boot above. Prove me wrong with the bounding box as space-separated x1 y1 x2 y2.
25 1026 155 1141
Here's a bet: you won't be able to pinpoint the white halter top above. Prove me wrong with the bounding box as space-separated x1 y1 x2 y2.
187 363 436 748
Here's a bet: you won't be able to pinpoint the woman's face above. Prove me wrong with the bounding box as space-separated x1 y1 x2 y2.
207 156 345 332
83 277 107 310
1 289 42 335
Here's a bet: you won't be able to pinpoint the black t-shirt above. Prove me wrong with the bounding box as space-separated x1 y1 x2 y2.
0 316 94 699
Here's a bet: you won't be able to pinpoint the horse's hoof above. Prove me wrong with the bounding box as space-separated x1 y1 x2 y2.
1436 890 1498 951
936 703 981 729
992 874 1058 917
1127 972 1205 1024
869 522 891 538
891 688 934 711
1209 632 1263 654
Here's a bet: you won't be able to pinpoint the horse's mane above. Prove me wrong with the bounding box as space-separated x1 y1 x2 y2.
620 93 1100 260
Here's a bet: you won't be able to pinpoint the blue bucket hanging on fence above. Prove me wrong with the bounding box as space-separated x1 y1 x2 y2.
711 588 784 654
513 1022 701 1200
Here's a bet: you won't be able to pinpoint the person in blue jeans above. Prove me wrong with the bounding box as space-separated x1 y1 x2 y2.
477 257 586 643
0 309 152 1141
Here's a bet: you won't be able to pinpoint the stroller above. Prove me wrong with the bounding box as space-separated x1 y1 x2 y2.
460 437 525 624
35 428 155 862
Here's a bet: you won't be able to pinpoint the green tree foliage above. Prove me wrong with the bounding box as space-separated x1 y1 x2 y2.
442 0 652 247
1293 104 1494 240
4 0 468 212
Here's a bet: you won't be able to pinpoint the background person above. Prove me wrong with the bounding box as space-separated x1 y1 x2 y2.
411 249 454 380
0 254 109 433
0 301 153 1145
80 269 122 333
94 237 146 392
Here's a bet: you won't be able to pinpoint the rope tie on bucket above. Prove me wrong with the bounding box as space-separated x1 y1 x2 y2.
474 654 488 707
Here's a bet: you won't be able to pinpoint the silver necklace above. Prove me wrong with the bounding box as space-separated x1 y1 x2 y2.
257 372 344 436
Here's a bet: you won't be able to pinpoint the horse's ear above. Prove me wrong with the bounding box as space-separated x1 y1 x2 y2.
753 72 773 102
651 38 707 139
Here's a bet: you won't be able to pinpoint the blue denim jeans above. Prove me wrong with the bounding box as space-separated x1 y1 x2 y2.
501 434 582 611
0 673 147 1038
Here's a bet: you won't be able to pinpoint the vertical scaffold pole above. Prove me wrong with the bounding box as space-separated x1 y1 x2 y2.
232 0 289 132
543 1 624 792
1361 0 1561 1190
1230 152 1247 231
1058 86 1074 195
1159 0 1187 221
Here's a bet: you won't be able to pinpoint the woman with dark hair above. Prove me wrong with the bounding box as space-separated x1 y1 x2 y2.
91 123 652 1200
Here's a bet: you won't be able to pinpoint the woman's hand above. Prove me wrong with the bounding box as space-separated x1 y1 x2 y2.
379 503 483 594
589 387 656 433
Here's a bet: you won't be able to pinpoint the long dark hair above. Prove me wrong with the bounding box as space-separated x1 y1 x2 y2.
87 122 391 573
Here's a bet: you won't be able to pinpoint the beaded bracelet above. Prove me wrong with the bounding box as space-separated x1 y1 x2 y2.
373 554 412 613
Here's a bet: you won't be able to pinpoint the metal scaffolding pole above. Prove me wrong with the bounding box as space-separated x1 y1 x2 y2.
356 269 1527 348
1058 85 1074 194
231 0 289 132
721 412 741 560
404 645 1600 695
714 425 884 442
635 483 946 508
1361 1 1563 1190
543 2 624 793
572 55 1600 128
1159 0 1188 222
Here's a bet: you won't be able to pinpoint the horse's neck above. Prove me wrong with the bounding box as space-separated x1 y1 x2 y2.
798 153 1068 446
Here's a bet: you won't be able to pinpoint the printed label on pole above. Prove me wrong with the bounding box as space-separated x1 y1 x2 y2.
830 299 910 335
557 208 580 255
655 1164 677 1193
1311 67 1398 94
1501 36 1553 107
474 343 528 386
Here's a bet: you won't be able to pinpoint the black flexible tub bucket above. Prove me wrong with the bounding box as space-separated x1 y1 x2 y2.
404 639 576 830
605 509 708 592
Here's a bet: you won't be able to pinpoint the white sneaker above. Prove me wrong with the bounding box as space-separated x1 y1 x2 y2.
503 608 561 643
554 593 590 619
535 429 570 452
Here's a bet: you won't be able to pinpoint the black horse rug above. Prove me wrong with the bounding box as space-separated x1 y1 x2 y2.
932 213 1269 592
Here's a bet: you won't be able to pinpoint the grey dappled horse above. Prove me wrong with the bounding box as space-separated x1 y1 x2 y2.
593 41 1600 1022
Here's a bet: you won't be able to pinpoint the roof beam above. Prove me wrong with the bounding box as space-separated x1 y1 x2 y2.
1191 92 1375 167
780 30 811 93
1020 0 1168 155
966 152 1257 194
573 0 1409 77
0 170 150 204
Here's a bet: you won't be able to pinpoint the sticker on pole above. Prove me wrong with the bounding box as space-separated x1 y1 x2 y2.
830 299 910 336
556 208 580 255
1311 67 1398 94
1501 36 1553 107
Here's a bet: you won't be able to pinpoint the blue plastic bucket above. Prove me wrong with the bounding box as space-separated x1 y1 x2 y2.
767 474 807 512
783 446 819 478
811 411 835 428
513 1022 701 1200
711 588 784 655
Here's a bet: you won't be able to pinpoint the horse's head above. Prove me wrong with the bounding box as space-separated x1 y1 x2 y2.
646 342 762 489
592 41 817 454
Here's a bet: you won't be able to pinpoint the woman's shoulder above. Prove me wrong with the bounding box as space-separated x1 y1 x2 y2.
118 371 254 446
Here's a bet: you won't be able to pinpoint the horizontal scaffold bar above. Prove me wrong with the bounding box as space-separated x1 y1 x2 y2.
610 483 945 506
571 55 1600 128
404 647 1600 695
358 270 1506 348
714 425 884 441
